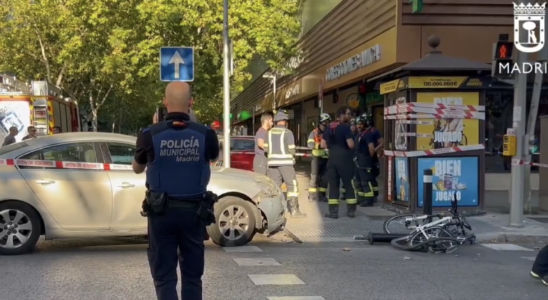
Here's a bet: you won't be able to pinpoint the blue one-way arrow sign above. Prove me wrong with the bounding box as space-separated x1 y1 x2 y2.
160 47 194 82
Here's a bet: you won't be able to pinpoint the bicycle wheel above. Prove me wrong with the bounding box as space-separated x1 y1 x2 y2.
383 214 431 234
390 235 414 251
424 237 461 254
409 227 455 253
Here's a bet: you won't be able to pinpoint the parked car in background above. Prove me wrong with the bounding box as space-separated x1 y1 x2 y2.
0 133 285 255
215 135 255 171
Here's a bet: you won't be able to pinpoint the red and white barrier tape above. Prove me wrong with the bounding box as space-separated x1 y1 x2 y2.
384 144 485 157
386 103 485 112
396 133 432 138
395 120 434 125
0 159 133 170
385 113 484 120
511 159 548 168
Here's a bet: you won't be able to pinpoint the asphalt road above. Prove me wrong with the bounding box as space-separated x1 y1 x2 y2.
1 235 546 300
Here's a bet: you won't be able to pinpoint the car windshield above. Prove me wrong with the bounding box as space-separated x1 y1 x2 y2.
0 141 29 156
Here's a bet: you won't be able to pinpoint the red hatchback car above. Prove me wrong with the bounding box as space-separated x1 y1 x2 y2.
216 136 255 171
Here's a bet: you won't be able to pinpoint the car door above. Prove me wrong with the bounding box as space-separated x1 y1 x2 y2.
102 142 147 231
17 142 112 230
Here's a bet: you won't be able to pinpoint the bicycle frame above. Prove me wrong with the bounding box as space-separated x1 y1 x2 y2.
414 216 453 238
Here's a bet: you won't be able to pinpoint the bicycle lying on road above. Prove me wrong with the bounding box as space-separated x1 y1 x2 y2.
384 198 476 253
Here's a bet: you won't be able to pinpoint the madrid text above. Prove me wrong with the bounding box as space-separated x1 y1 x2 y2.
498 62 548 74
433 160 461 202
432 97 463 145
159 138 200 162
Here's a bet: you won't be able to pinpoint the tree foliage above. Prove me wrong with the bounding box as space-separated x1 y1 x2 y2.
0 0 300 130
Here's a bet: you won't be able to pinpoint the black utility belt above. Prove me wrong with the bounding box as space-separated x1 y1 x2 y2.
168 201 200 209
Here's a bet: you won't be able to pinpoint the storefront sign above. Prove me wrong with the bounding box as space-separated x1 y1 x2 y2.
408 77 468 89
379 79 406 94
415 92 480 150
395 157 409 202
285 84 300 99
325 45 381 82
417 157 479 207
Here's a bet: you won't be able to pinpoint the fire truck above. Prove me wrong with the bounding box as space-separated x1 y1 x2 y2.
0 74 80 144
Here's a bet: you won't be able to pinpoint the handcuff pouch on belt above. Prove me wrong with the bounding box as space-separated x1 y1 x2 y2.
143 190 169 215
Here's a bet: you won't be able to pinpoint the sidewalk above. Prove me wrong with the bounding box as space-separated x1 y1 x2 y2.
283 161 548 243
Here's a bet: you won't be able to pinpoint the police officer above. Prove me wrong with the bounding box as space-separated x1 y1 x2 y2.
264 110 305 217
306 113 330 202
353 114 376 207
321 106 357 219
133 82 220 300
254 112 273 175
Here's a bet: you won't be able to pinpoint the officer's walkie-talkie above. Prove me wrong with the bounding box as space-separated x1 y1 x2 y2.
156 105 168 122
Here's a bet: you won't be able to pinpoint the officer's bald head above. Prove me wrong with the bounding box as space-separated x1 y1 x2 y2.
163 82 192 113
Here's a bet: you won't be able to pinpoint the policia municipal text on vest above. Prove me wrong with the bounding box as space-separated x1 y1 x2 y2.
264 110 306 218
306 113 331 202
353 114 376 207
322 106 357 219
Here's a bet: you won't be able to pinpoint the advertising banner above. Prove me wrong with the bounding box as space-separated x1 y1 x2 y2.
415 92 480 150
0 100 31 145
417 157 479 207
395 157 410 202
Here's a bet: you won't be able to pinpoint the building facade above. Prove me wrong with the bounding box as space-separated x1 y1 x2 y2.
230 0 545 173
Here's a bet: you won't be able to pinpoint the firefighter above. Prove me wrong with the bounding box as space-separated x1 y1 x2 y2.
264 110 305 217
321 106 356 219
340 118 357 202
306 113 331 202
354 113 376 207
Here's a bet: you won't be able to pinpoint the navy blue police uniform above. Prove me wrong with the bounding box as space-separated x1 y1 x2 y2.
134 112 219 300
339 119 357 202
322 121 357 219
353 116 376 207
370 127 382 199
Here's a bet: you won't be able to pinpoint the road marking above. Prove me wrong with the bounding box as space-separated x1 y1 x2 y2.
522 256 536 261
233 258 281 266
223 246 263 253
267 297 325 300
481 244 534 251
248 274 305 285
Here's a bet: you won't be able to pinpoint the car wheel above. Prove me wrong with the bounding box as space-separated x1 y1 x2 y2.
0 201 42 255
207 196 256 247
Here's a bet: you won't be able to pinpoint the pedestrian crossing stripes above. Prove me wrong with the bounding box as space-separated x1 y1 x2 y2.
481 243 534 251
223 246 323 299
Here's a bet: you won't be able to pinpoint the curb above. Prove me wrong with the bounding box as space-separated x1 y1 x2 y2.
476 232 548 243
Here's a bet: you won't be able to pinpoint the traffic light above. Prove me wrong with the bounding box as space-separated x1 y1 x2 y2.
492 40 514 79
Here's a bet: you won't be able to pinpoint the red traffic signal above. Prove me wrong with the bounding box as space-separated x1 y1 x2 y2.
495 42 514 59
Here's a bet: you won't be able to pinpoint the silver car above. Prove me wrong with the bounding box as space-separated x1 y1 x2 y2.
0 132 286 255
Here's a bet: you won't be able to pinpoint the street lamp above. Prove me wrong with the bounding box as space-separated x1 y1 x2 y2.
263 72 277 110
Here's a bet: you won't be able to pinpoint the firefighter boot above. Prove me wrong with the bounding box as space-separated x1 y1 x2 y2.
288 197 306 218
324 204 339 219
356 194 366 205
346 204 357 218
318 193 327 202
308 191 318 202
359 197 374 207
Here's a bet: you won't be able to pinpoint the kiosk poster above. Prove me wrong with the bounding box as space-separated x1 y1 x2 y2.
417 157 479 207
415 92 480 150
395 157 409 202
0 100 31 145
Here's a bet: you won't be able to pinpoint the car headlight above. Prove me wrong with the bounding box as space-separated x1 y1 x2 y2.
253 177 279 197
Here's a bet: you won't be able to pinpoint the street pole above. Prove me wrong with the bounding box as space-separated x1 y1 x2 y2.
222 0 231 167
509 30 528 227
523 16 548 214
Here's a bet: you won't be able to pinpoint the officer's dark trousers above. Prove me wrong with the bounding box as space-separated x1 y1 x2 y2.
309 156 327 200
268 165 298 198
253 155 268 175
326 155 356 207
353 155 375 205
148 207 206 300
532 244 548 278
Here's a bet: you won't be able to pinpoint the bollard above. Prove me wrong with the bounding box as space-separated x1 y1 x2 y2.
423 169 433 216
368 232 408 244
